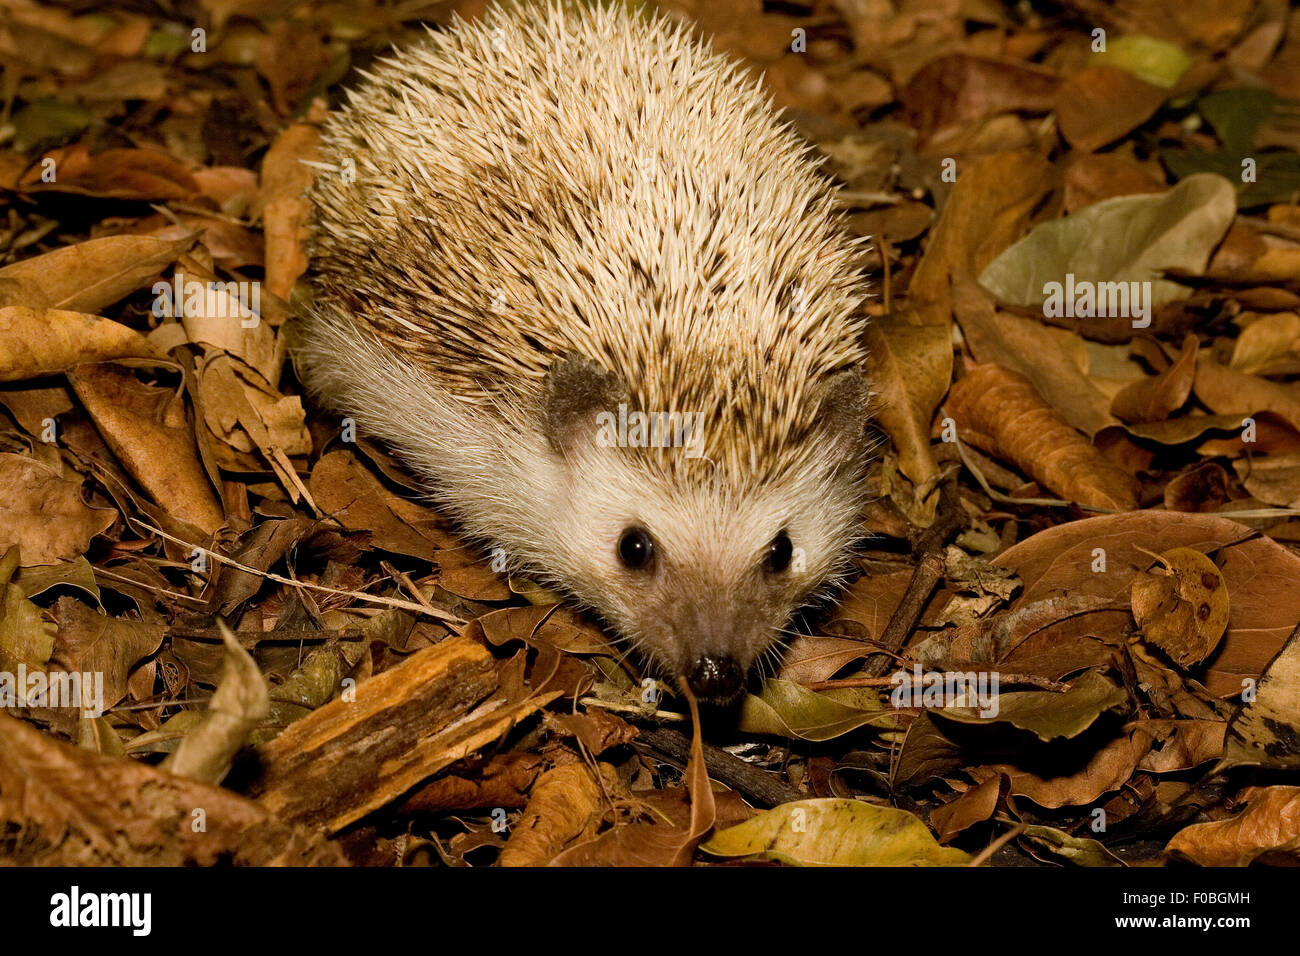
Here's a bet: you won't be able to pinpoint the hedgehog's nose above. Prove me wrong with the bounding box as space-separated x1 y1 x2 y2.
685 654 744 702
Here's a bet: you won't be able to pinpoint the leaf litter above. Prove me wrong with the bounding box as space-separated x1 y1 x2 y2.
2 0 1300 868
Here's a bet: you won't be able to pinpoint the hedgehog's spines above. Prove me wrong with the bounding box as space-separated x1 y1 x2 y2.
306 0 870 489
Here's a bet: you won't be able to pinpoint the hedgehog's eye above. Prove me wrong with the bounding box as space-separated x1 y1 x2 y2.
764 531 793 573
618 528 655 570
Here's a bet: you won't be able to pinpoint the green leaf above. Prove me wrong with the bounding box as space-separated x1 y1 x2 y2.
978 173 1235 310
738 679 899 741
1198 88 1275 154
701 798 971 866
11 100 93 152
1161 149 1300 209
932 669 1127 741
1092 35 1191 89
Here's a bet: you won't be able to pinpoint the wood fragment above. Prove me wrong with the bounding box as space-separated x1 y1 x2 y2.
254 636 555 832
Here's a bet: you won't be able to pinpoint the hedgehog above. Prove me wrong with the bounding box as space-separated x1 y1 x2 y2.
295 0 872 703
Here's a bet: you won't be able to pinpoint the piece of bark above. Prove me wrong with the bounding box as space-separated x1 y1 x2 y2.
254 636 554 832
0 711 346 866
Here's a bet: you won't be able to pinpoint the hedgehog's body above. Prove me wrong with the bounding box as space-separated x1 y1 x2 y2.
298 1 871 700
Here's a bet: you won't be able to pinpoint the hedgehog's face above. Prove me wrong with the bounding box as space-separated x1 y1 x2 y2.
553 455 865 704
542 355 870 704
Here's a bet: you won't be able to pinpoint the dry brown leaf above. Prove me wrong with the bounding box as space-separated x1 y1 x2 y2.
549 688 715 866
1110 333 1198 424
0 454 115 567
1194 354 1300 433
907 150 1056 327
1230 312 1300 376
499 762 607 866
0 234 194 314
550 708 639 755
1055 67 1168 153
777 635 872 684
1233 453 1300 507
1163 461 1231 512
953 274 1115 436
162 622 268 784
259 122 319 301
930 775 1002 843
13 144 198 200
900 54 1060 144
1133 546 1222 665
66 362 224 535
49 596 164 717
1166 786 1300 865
863 314 952 491
948 363 1140 510
0 307 160 381
993 512 1300 697
1063 153 1168 213
309 448 510 600
397 753 546 813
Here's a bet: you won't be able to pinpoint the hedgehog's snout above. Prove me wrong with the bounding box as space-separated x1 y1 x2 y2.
685 654 744 703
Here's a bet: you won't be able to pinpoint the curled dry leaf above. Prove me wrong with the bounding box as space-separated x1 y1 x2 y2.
1165 786 1300 866
66 362 225 535
907 150 1056 327
701 798 970 866
952 274 1115 436
1219 624 1300 772
930 775 1002 843
1229 312 1300 375
1020 826 1125 867
162 622 270 785
0 234 194 314
863 314 952 491
0 454 115 566
1131 546 1230 667
1194 354 1300 433
947 363 1140 510
0 307 159 381
258 122 320 302
1109 333 1198 423
500 762 606 867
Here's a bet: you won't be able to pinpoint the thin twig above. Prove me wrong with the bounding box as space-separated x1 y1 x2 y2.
968 822 1027 867
631 725 804 808
863 473 964 678
132 519 466 626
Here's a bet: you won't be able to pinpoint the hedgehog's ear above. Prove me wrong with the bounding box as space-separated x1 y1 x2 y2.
542 352 628 455
813 369 871 462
